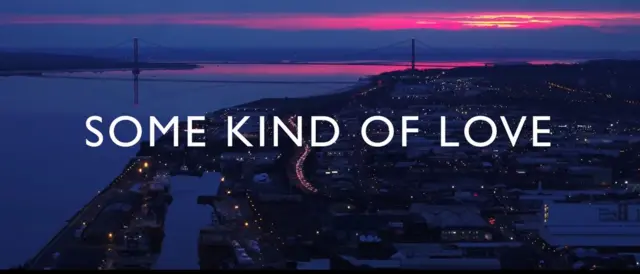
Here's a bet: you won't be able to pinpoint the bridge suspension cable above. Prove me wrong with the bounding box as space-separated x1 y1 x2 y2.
84 39 133 58
413 39 465 59
127 38 463 68
14 37 474 106
329 38 413 61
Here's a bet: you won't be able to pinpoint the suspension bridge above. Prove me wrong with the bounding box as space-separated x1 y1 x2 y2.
9 37 462 105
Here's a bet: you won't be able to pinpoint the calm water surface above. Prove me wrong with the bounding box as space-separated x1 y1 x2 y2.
0 61 565 267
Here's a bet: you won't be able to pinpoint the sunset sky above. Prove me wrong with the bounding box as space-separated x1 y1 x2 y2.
2 0 640 50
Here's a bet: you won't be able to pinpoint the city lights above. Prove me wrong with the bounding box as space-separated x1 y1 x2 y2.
288 116 318 193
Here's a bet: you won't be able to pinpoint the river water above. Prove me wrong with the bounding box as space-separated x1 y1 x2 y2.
0 60 564 267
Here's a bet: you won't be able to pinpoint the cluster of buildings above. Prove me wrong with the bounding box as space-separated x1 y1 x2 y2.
46 159 170 270
283 74 640 270
97 171 172 270
142 72 640 270
391 77 493 99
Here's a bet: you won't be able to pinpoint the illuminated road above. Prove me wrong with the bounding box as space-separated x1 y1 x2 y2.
352 140 379 196
287 116 318 194
548 81 639 106
492 194 570 270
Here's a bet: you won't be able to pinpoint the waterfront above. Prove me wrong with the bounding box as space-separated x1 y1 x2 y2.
155 174 220 270
0 60 569 267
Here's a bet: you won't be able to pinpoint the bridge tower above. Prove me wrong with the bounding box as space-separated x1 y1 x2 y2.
133 37 140 105
411 38 416 70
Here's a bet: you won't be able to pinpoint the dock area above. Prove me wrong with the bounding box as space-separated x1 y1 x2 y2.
155 173 220 269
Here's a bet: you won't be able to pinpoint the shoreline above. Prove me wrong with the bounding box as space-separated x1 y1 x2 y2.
24 57 640 268
23 72 367 268
0 58 592 77
0 65 200 77
0 63 200 77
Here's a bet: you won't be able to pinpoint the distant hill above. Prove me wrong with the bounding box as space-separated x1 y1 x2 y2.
0 51 197 72
8 47 640 63
382 59 640 98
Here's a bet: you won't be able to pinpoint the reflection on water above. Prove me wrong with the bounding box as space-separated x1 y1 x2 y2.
149 62 480 76
0 60 572 267
67 60 574 77
0 64 357 268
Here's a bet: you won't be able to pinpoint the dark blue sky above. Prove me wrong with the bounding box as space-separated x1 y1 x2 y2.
2 0 640 50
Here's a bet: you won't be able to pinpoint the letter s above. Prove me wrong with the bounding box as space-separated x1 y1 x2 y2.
86 115 103 147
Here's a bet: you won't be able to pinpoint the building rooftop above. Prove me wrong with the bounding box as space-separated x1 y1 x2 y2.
331 213 419 232
540 231 640 247
296 259 330 270
409 204 488 228
339 255 501 270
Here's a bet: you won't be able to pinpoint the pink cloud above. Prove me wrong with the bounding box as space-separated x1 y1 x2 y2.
2 11 640 31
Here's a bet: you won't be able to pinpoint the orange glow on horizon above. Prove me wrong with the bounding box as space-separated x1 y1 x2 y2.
2 11 640 31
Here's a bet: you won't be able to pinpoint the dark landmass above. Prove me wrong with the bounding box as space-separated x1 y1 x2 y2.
24 56 640 270
204 58 640 137
382 59 640 98
236 59 640 107
0 51 198 74
236 90 359 112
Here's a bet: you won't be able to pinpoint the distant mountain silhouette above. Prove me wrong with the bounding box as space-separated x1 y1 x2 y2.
0 51 196 72
3 47 640 63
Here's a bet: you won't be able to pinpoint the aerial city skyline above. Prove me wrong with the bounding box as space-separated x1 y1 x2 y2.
3 0 640 271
